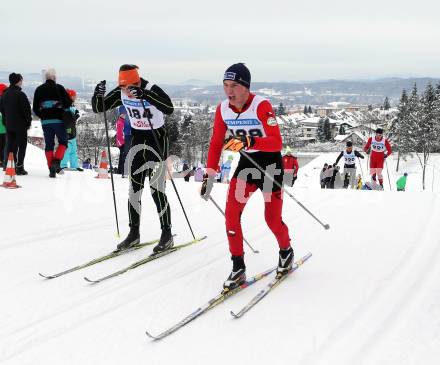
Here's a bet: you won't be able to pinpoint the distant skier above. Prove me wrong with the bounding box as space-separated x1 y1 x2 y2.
396 173 408 191
334 141 364 189
282 147 299 187
364 128 392 188
92 64 174 253
200 63 293 290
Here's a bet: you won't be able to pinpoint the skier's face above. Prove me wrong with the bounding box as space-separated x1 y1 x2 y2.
375 133 383 140
120 81 141 97
223 80 249 109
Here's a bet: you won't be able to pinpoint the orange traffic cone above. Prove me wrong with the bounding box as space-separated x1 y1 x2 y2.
2 153 21 189
95 150 110 179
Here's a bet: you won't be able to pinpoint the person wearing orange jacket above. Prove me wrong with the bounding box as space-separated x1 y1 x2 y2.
200 63 292 290
363 128 392 188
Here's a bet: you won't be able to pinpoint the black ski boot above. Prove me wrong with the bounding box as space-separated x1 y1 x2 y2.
153 228 174 253
116 226 140 251
16 165 28 175
277 246 294 277
49 159 61 178
223 255 246 290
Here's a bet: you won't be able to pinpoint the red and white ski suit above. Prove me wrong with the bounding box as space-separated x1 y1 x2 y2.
364 136 392 183
206 93 291 257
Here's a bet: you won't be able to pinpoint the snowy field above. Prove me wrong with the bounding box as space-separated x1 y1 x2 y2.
1 145 440 365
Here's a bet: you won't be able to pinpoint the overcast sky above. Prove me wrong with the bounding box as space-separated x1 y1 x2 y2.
2 0 440 84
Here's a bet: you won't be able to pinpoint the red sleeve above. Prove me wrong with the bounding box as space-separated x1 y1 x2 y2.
252 101 282 152
293 158 299 172
206 104 227 172
385 139 392 156
364 137 372 152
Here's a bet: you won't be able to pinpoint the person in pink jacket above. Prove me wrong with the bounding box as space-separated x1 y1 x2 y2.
116 106 126 176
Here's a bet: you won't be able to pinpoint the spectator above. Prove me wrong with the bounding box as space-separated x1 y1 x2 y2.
194 165 204 182
33 68 71 178
333 165 343 189
221 155 233 183
115 106 126 176
0 83 7 168
82 157 93 170
282 146 299 187
182 161 191 182
325 163 334 188
0 73 32 175
60 89 83 172
396 173 408 192
320 163 328 188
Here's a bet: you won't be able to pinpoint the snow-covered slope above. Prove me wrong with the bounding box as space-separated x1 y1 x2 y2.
1 145 439 365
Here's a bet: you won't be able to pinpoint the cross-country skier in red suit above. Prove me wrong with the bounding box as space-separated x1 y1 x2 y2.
363 128 392 188
200 63 293 290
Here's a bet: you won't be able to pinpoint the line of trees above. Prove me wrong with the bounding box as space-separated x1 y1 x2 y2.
390 83 440 189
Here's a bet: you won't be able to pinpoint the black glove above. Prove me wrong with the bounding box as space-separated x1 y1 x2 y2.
128 85 146 99
94 80 106 97
384 154 388 159
74 110 80 121
366 149 370 155
200 173 215 201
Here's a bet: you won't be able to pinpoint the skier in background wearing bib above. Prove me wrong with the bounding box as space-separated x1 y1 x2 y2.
334 141 364 189
200 63 293 290
92 64 174 253
363 128 392 189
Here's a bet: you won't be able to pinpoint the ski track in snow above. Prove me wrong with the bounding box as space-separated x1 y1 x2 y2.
1 145 439 365
299 196 440 365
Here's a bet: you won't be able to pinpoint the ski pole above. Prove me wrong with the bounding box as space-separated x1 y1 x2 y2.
101 93 120 237
208 196 259 254
385 159 392 191
140 101 196 240
239 151 330 230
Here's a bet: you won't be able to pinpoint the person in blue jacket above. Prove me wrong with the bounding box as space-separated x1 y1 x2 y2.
60 89 83 171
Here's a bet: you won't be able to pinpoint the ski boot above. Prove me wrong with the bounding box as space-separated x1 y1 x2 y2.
276 246 294 278
223 255 246 291
16 165 28 175
153 228 174 253
49 159 60 178
116 226 140 251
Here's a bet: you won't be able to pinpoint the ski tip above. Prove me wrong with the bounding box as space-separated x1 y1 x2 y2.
230 310 240 319
84 277 99 284
38 273 53 279
145 330 159 340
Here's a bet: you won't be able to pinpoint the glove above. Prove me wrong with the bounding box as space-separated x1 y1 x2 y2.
223 135 255 152
384 154 388 159
94 80 106 97
365 149 370 155
128 85 146 99
74 110 80 121
200 173 215 201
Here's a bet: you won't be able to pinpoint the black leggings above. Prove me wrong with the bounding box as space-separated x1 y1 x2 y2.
127 127 171 231
7 131 27 167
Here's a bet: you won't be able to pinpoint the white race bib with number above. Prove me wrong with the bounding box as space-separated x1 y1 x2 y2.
343 151 356 165
220 95 267 153
121 91 164 130
371 138 386 153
